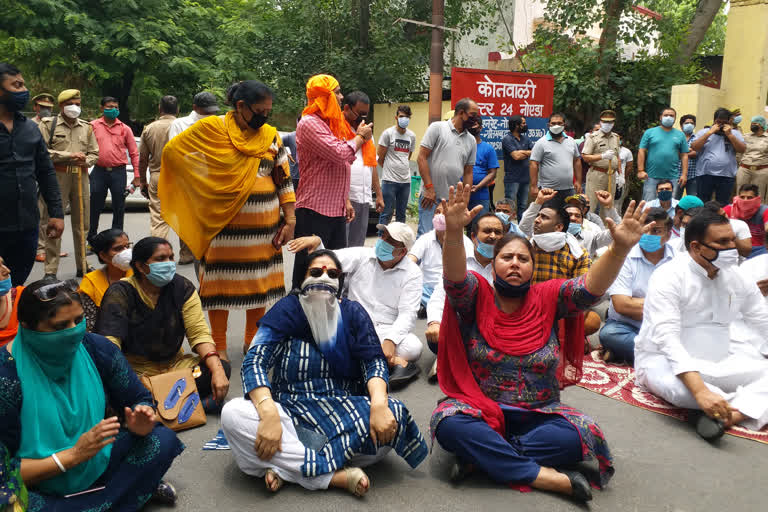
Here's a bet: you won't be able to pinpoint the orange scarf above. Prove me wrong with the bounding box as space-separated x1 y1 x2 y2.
0 286 23 347
302 74 377 167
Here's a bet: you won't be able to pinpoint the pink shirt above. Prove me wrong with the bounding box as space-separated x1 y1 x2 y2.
91 117 140 176
295 114 357 217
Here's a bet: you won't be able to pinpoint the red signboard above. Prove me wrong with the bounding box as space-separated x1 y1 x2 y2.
451 67 555 119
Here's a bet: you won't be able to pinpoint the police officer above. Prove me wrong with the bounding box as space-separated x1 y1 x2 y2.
38 89 99 279
30 93 54 125
31 92 59 262
582 109 621 218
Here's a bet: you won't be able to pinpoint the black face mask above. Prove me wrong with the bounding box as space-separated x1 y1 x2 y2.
245 104 268 131
519 125 528 133
468 125 482 136
752 125 761 133
494 274 531 298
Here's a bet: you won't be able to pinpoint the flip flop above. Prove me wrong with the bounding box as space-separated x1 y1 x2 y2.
343 467 369 497
265 469 284 493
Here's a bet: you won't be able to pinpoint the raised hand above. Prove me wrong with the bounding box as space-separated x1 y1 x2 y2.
595 190 613 208
604 200 651 252
535 188 558 205
442 182 483 232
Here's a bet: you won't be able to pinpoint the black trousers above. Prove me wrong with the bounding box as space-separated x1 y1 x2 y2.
0 228 38 285
88 165 127 242
292 207 347 291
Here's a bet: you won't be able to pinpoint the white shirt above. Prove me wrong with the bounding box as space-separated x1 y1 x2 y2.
607 243 676 329
427 251 494 324
409 231 474 291
617 147 633 188
348 150 374 205
730 254 768 347
634 253 768 374
670 218 751 253
334 247 422 344
168 111 207 139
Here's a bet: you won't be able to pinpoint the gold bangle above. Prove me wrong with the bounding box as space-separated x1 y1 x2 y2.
256 396 273 407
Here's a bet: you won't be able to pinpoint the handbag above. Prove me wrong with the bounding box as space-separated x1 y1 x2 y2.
140 367 206 432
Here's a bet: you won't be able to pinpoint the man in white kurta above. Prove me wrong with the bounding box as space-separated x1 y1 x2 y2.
730 253 768 356
635 211 768 434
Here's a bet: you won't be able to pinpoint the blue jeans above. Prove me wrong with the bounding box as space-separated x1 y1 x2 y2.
418 201 437 236
421 282 435 307
504 181 529 221
88 165 127 242
696 174 736 206
674 177 698 199
468 197 490 216
379 181 410 225
598 319 639 363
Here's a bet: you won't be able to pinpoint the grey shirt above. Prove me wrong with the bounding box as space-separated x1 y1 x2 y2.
530 133 581 190
420 120 477 200
692 128 745 178
379 126 416 183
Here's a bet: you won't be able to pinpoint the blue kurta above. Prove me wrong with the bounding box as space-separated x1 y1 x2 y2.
242 296 428 477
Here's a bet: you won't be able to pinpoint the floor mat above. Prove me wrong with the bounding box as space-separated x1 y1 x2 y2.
577 351 768 444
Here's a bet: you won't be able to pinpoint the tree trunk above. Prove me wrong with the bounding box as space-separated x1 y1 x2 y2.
595 0 628 83
359 0 370 49
675 0 722 65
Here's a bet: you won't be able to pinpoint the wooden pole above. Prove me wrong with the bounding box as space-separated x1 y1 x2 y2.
76 168 87 277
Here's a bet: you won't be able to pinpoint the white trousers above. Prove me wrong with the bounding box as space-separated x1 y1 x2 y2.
375 324 423 362
221 398 391 490
636 352 768 431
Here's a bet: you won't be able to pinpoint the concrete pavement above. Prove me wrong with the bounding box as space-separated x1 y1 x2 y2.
30 210 766 512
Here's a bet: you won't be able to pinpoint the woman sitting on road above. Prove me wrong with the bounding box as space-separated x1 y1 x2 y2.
0 279 183 511
0 256 23 347
78 229 133 331
221 249 428 496
431 183 650 501
96 236 230 412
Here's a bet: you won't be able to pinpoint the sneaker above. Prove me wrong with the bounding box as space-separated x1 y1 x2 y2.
151 480 177 505
417 304 427 319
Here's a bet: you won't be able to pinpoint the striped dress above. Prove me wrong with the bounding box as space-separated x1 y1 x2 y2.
199 137 295 310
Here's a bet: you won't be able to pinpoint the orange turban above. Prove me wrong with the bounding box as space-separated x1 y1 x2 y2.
302 74 376 167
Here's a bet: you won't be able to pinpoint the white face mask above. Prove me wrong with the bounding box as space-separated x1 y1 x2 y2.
549 125 565 135
706 247 739 270
600 122 614 133
299 273 341 346
112 248 132 271
532 232 567 252
63 104 81 119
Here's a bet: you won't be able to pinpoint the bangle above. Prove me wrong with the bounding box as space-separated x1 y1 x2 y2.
424 183 434 189
284 216 296 223
256 396 273 407
201 351 220 363
51 453 66 473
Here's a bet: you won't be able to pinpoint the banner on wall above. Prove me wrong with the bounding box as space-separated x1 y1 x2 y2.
451 67 555 157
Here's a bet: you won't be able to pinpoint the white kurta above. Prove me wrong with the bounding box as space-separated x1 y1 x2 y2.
634 253 768 430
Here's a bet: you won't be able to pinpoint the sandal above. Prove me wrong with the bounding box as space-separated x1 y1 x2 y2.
265 469 284 493
343 467 370 497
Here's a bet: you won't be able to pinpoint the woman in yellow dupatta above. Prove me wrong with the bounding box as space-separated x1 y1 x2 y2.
159 81 296 360
78 229 133 332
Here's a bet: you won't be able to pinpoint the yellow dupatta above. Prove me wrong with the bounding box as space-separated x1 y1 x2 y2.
159 112 278 259
78 268 133 307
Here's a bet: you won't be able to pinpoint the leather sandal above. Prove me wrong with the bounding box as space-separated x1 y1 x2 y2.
558 470 593 502
265 469 284 492
343 467 369 497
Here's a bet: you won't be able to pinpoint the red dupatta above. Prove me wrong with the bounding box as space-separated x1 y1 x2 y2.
437 273 584 436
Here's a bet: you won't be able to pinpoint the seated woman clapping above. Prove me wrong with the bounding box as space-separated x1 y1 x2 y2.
432 183 650 501
221 249 428 496
78 229 133 332
0 279 184 510
96 237 231 412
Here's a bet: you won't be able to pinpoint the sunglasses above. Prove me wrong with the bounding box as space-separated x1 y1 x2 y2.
308 266 341 279
34 279 79 301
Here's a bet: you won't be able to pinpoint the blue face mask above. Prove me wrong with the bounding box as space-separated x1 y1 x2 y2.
661 116 675 128
734 115 742 125
1 89 29 112
657 189 673 202
639 234 662 253
476 241 495 259
495 212 510 225
397 117 410 129
146 261 176 287
0 277 11 297
683 123 695 135
567 222 582 236
375 238 397 262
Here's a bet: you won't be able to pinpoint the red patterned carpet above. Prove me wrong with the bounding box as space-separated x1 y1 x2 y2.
577 351 768 444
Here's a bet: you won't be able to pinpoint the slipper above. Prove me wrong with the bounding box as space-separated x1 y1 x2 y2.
265 469 284 493
343 467 369 497
688 410 725 442
449 461 474 483
428 359 438 384
35 253 45 262
60 251 68 257
558 469 592 502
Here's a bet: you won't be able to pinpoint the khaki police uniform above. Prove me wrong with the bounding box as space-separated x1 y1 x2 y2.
138 114 176 239
582 112 620 217
38 114 100 276
32 93 56 255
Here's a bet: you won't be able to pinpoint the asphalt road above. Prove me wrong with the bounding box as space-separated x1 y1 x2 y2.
29 210 766 512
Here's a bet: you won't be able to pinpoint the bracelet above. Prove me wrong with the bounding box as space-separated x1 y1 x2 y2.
201 351 220 363
51 452 67 473
424 183 434 189
284 216 296 223
256 396 273 407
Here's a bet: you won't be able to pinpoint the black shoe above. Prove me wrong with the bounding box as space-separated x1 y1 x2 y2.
559 469 593 502
417 304 427 319
389 362 421 388
688 410 725 442
42 273 57 282
449 460 474 483
151 480 177 505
